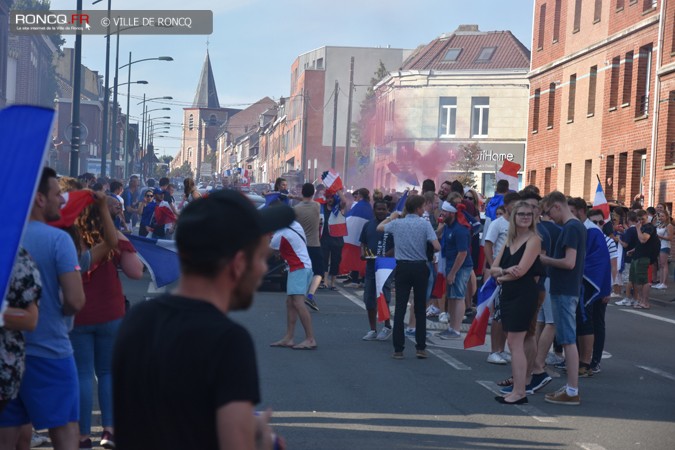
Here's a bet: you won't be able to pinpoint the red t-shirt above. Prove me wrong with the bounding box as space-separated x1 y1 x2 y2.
75 240 135 326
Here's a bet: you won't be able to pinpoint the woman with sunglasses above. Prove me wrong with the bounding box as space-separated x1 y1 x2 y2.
489 201 543 405
138 190 157 237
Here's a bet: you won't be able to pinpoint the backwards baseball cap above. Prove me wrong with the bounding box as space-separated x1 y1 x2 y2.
176 189 295 274
441 201 457 213
153 188 164 195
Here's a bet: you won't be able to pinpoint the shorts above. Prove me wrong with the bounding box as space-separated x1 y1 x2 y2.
287 268 312 296
527 290 546 336
550 294 579 345
446 266 472 300
363 272 392 310
629 257 649 285
661 247 671 255
307 246 324 277
537 278 555 324
0 355 79 430
576 300 595 336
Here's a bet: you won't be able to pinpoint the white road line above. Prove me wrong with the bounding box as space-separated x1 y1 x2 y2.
476 380 558 423
620 309 675 325
335 286 366 310
576 443 607 450
636 365 675 381
427 349 471 370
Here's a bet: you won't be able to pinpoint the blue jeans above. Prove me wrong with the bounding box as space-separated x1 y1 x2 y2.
70 318 122 435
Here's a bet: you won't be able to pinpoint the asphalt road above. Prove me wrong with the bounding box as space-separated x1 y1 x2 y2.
35 273 675 449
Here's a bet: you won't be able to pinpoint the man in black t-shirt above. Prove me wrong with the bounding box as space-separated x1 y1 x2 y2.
113 190 294 450
632 210 659 309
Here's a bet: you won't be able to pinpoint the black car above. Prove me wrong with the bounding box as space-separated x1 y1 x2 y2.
262 252 287 291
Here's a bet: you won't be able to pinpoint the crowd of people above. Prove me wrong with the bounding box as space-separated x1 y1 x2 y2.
2 167 672 449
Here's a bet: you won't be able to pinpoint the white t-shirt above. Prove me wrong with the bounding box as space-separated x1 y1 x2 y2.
484 216 509 260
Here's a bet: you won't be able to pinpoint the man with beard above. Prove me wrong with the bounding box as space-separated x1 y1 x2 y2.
112 190 293 450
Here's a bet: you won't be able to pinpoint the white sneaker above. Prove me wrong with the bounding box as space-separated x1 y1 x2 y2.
487 352 507 365
545 352 565 366
438 312 449 323
376 327 392 340
610 292 622 298
362 330 377 341
426 305 440 317
614 298 633 306
499 351 512 363
30 431 47 448
653 283 667 290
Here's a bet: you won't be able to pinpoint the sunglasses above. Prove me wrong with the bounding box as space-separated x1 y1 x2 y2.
464 195 474 200
592 220 604 225
144 194 153 198
515 212 534 218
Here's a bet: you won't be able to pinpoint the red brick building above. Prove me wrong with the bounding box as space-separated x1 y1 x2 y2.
528 0 673 209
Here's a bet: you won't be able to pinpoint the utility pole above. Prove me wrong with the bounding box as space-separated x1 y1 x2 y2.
300 88 308 182
343 57 354 185
110 28 120 178
331 80 339 169
69 0 83 176
100 0 111 177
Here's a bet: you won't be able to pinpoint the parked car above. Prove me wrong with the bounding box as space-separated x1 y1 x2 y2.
262 252 287 291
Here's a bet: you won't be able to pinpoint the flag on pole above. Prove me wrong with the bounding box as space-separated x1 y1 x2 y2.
395 190 408 213
375 257 395 322
128 235 180 288
495 160 521 191
321 169 343 196
464 276 500 349
339 200 374 275
0 105 56 326
593 180 610 221
48 190 96 228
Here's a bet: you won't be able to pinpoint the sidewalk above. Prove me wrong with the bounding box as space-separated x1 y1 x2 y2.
648 282 675 307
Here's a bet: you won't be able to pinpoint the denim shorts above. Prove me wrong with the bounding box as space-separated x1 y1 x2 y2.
661 247 671 255
0 355 79 429
537 278 555 324
287 268 312 296
446 266 472 300
550 294 579 345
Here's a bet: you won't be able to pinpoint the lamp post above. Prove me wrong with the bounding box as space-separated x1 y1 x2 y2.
110 80 148 178
120 55 173 178
138 97 172 154
94 0 112 177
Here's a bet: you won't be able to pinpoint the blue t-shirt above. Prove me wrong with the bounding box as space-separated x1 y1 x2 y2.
620 226 638 264
140 201 157 227
443 220 473 269
21 221 80 358
359 219 394 276
538 221 562 278
549 219 587 297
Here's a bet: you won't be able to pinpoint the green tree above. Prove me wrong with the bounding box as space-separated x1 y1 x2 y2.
352 61 390 152
455 143 482 189
169 161 193 179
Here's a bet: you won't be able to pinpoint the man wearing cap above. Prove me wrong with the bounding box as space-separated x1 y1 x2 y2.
112 190 293 449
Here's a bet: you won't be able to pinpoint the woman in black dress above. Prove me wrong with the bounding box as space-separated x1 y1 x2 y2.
489 201 543 404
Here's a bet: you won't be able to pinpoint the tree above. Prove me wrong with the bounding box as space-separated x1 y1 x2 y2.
352 61 390 153
169 161 193 179
455 143 482 189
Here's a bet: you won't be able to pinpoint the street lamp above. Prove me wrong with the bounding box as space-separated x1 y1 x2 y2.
138 97 173 154
110 79 148 178
120 54 173 178
94 0 112 177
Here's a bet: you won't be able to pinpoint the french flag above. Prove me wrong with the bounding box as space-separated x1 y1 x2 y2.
430 254 446 299
321 169 343 196
375 257 395 321
593 180 610 221
128 235 180 288
495 160 521 191
154 200 177 226
323 195 347 237
0 106 55 325
464 276 500 349
48 190 95 228
339 200 373 275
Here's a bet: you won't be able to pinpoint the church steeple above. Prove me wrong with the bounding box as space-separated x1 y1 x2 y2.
192 51 220 108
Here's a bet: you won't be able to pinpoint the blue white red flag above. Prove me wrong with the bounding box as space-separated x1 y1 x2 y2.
154 200 177 226
582 224 612 308
0 106 55 325
321 169 343 196
464 276 500 349
127 235 180 288
395 190 408 213
375 257 395 321
48 190 95 228
593 180 610 221
340 200 374 274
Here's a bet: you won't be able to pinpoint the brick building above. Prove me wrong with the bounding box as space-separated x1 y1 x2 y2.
0 0 12 107
528 0 673 208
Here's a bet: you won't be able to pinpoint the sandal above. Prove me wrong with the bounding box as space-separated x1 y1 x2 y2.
496 376 513 387
328 286 338 291
318 283 327 289
634 304 651 310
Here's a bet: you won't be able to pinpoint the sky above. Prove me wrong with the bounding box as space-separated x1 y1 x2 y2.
50 0 534 157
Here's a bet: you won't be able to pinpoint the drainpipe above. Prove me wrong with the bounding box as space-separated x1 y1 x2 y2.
648 0 666 207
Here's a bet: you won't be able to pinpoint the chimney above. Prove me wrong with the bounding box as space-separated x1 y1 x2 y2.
456 24 480 33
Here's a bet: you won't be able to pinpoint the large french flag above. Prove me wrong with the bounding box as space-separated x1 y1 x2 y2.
128 235 180 288
464 276 500 349
48 190 95 228
593 180 610 221
0 106 56 325
154 200 177 226
375 257 395 322
321 169 343 196
582 223 612 308
495 160 521 191
339 200 373 275
430 254 446 299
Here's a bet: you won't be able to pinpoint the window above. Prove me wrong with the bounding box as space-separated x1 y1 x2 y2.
209 114 217 126
605 155 615 199
544 167 552 194
476 47 496 62
635 44 653 117
564 163 572 196
533 89 541 132
538 4 547 50
530 170 537 186
471 97 490 137
584 159 593 200
574 0 583 32
588 65 598 116
609 56 620 109
443 48 462 61
568 74 577 122
188 147 192 158
316 58 324 69
188 114 194 130
548 83 556 128
643 0 657 12
622 51 634 105
553 0 562 42
438 97 457 137
594 0 602 22
616 0 625 10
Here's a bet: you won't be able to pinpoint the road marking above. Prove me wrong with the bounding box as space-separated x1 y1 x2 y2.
427 349 471 370
476 380 558 423
576 444 607 450
335 286 366 310
620 309 675 325
636 365 675 381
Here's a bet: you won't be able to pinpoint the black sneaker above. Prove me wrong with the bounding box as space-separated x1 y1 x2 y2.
529 371 553 392
304 297 319 312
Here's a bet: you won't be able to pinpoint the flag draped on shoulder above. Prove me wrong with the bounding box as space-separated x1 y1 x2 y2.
593 180 610 221
48 190 95 228
582 224 612 307
0 105 55 324
375 257 395 322
321 195 347 237
495 160 521 191
339 200 373 275
127 235 180 288
464 276 500 349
